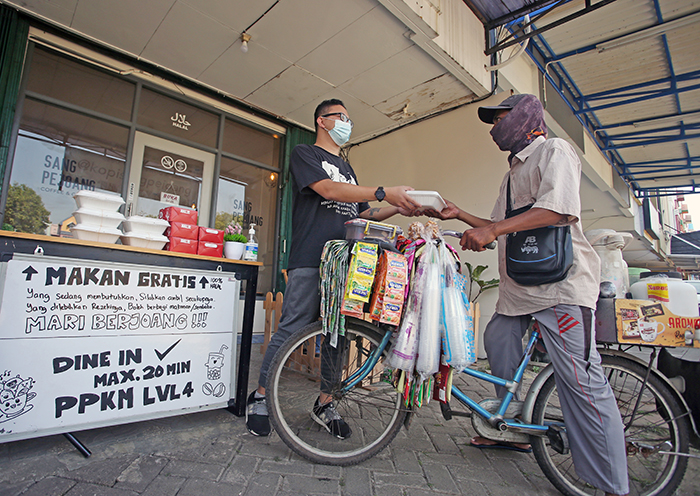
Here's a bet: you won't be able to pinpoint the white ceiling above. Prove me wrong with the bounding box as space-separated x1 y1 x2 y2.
2 0 480 142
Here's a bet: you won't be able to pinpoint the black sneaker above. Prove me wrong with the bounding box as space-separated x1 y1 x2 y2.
246 391 270 437
311 397 352 439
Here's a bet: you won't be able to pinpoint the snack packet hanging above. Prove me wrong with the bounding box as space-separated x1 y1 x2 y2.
344 242 378 303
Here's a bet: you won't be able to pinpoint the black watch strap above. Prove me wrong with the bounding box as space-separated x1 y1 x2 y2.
375 186 385 202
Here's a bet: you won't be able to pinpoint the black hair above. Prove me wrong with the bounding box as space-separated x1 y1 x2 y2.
314 99 346 131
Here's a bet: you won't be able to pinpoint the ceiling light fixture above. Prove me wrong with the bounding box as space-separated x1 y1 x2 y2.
596 11 700 52
240 33 251 53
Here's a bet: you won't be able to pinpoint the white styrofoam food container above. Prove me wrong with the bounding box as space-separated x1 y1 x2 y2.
407 190 447 211
122 216 170 236
74 190 125 211
120 233 168 250
70 224 123 244
73 208 125 230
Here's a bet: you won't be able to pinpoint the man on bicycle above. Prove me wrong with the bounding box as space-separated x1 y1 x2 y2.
433 94 629 496
245 98 420 439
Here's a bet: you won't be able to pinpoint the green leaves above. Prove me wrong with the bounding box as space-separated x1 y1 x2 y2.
463 261 499 302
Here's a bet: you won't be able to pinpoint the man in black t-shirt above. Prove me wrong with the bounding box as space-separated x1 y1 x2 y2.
246 99 420 438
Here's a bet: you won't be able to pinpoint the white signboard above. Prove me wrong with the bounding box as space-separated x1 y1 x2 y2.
0 254 239 442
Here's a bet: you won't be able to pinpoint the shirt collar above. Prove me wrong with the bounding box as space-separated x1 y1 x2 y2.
513 135 546 164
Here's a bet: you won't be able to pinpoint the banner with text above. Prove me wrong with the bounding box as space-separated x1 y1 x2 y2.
0 255 239 442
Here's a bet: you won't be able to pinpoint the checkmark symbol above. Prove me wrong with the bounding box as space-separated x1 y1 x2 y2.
155 339 182 361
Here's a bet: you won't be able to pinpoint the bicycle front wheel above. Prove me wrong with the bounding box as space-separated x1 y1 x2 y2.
531 354 690 496
266 318 408 465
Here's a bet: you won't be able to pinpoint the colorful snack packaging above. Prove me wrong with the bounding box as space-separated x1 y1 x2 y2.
344 242 378 303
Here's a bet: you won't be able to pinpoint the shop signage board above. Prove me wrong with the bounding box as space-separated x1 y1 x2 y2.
0 254 239 443
615 299 700 347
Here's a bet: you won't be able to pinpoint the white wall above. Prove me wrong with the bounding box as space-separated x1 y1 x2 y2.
348 94 512 356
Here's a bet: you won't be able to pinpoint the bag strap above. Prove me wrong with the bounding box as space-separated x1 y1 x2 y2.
506 176 512 216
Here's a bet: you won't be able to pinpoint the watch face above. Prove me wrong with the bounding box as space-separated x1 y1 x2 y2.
376 187 385 201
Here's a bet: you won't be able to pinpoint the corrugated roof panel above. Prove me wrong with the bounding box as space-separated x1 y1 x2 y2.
536 0 658 53
665 23 700 75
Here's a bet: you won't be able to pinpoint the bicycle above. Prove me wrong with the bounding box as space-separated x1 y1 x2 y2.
266 311 696 496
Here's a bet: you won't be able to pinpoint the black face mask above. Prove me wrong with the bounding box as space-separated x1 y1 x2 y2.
489 94 548 164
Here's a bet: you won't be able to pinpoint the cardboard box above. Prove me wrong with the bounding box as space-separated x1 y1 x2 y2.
165 222 199 240
198 227 224 243
165 237 198 254
197 241 223 257
159 206 198 224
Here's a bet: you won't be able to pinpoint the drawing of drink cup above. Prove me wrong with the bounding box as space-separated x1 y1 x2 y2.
205 345 229 380
638 320 665 342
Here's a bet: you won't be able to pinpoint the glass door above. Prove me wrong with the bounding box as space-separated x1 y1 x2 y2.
127 132 215 224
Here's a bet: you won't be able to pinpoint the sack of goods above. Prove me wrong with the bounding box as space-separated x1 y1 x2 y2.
319 219 476 410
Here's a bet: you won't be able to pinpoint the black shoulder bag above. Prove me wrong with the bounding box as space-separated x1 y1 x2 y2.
505 178 573 286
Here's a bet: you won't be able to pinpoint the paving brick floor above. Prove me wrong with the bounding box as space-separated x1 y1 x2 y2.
2 349 699 496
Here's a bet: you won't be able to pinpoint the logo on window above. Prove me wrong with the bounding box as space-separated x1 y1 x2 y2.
171 112 191 130
161 156 187 172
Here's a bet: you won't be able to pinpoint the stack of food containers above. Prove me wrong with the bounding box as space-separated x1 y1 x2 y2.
197 227 224 257
120 216 169 249
160 206 199 254
71 191 125 243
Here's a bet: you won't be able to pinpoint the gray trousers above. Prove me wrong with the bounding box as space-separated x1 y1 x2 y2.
484 305 629 495
258 267 344 394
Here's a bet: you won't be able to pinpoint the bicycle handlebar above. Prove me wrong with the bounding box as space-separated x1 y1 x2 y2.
441 230 496 250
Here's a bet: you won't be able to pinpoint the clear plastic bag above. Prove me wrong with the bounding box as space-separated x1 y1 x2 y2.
441 242 475 371
387 254 425 371
416 240 441 380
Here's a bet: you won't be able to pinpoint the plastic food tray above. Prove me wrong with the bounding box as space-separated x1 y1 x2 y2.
71 225 122 244
122 216 170 236
407 190 447 210
120 232 168 250
73 190 125 211
73 208 125 230
344 219 402 244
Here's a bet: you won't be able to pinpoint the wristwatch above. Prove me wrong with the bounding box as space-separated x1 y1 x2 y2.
374 186 385 202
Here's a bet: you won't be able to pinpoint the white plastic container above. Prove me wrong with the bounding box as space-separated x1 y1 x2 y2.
407 190 447 210
122 216 170 236
73 190 125 211
73 208 125 230
120 233 168 250
70 225 122 244
630 272 699 317
585 229 632 298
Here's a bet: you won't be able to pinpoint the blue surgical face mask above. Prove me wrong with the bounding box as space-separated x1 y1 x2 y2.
328 119 352 146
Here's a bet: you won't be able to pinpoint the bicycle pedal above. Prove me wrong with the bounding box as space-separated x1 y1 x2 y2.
440 401 452 420
547 425 569 455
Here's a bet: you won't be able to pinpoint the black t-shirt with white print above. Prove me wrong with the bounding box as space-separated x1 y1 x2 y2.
288 144 369 269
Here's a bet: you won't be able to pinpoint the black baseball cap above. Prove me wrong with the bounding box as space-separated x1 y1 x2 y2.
478 94 529 124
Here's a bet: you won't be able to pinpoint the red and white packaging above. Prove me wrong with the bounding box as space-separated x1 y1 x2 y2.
165 222 199 240
198 227 224 243
197 241 223 257
165 237 197 254
159 206 198 224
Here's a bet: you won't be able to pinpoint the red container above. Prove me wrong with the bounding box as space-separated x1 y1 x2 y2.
165 237 198 254
197 241 223 257
165 222 199 240
159 206 198 224
198 227 224 243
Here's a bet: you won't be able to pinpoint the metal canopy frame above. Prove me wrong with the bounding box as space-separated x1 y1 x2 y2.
474 0 700 199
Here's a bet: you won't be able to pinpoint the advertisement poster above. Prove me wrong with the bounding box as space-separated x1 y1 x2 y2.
615 299 700 348
0 255 239 442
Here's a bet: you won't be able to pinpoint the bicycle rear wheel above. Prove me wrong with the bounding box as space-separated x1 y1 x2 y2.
266 318 408 465
531 354 690 496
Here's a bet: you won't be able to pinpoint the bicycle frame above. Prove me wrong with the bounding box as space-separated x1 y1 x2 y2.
340 323 549 436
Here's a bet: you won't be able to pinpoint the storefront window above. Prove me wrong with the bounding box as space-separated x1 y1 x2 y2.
26 47 135 121
222 118 281 167
137 88 219 148
6 99 128 235
216 157 278 293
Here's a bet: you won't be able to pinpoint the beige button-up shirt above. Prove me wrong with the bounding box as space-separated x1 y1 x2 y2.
490 136 600 316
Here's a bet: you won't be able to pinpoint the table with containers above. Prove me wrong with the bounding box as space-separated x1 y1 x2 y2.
0 191 260 450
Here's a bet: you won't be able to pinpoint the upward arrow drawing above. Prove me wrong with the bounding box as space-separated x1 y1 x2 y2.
199 276 209 289
22 266 38 281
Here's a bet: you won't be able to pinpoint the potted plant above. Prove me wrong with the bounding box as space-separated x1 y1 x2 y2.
223 223 247 259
